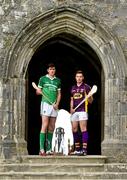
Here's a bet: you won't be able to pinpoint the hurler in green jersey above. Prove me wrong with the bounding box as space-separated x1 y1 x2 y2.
36 63 61 156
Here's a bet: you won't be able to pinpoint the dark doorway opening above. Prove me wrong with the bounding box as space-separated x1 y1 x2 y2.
26 33 103 155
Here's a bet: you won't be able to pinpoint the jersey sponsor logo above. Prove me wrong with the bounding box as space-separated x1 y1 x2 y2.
72 88 85 93
73 93 83 99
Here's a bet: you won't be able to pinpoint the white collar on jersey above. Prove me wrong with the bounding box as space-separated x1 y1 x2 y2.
46 74 56 80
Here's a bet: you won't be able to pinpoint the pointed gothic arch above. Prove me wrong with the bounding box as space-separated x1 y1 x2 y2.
1 7 127 161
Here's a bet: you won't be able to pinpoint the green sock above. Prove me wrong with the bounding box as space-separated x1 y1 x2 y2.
40 132 45 151
46 132 53 151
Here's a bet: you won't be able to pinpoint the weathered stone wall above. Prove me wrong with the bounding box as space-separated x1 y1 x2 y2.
0 0 127 161
0 0 127 77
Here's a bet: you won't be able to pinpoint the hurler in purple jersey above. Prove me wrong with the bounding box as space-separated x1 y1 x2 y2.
70 70 93 155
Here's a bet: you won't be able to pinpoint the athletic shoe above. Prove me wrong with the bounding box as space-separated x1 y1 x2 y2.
72 150 87 156
70 150 82 156
39 150 46 156
80 149 87 156
46 150 54 155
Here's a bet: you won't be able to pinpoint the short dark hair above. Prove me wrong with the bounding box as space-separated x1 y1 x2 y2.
47 63 55 69
75 70 84 76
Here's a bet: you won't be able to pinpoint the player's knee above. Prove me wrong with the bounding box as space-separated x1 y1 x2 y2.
81 127 87 132
73 128 78 132
48 126 55 132
41 124 48 131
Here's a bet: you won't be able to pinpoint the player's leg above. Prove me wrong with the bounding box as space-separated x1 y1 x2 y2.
46 117 56 154
72 121 81 153
39 102 51 155
71 112 81 154
79 112 88 155
46 107 57 154
39 115 49 155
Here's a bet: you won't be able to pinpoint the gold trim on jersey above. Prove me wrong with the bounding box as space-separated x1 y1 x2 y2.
73 93 83 99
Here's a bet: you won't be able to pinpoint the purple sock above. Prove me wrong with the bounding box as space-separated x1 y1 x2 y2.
82 131 88 151
73 132 79 142
73 132 80 151
82 131 88 143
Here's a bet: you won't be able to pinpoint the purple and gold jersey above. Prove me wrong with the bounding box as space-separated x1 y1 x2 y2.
71 83 91 112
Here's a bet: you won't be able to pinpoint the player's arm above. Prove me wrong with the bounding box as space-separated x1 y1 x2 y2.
70 97 75 114
54 79 61 109
87 87 93 104
53 89 61 110
56 89 61 106
36 78 43 95
32 82 42 95
36 84 42 95
36 87 42 95
88 96 93 104
70 87 75 113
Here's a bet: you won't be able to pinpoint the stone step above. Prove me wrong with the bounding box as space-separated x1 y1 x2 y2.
1 171 127 179
21 155 107 164
0 163 104 173
104 163 127 172
1 156 127 179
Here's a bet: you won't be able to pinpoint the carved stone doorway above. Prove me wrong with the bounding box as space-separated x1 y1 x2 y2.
2 8 127 162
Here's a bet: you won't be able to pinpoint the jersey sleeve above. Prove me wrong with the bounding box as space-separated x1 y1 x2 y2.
85 84 91 94
38 77 43 89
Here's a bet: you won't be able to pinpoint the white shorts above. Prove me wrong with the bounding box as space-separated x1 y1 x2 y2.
71 112 88 122
40 102 58 117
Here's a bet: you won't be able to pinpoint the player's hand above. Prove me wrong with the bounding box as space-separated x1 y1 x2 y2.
36 89 42 95
70 108 75 114
88 96 93 104
53 103 59 110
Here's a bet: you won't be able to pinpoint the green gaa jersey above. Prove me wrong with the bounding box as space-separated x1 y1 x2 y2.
38 75 61 104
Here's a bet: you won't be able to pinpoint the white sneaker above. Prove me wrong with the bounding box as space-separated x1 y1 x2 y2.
70 150 81 155
46 150 53 155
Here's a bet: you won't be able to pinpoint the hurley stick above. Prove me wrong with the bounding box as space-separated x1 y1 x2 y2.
74 85 97 111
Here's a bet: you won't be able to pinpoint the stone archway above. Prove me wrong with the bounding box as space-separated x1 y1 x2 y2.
1 7 127 161
27 33 102 155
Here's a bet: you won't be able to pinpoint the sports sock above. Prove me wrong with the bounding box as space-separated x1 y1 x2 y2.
73 132 80 151
82 131 88 152
40 132 46 151
46 132 53 151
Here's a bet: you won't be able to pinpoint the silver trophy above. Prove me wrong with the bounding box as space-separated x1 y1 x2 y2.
54 127 65 154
